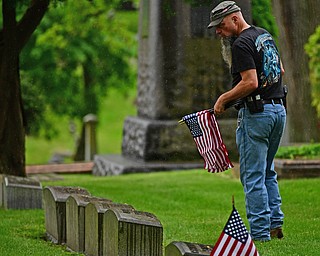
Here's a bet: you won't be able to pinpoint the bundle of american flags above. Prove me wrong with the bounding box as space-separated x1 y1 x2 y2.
180 109 233 173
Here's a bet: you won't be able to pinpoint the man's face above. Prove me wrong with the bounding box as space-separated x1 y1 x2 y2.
215 14 236 38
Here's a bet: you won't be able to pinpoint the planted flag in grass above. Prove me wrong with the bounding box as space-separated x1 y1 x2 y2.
182 109 233 173
210 206 259 256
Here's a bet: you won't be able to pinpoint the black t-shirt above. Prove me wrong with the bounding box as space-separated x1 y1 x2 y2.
231 26 284 99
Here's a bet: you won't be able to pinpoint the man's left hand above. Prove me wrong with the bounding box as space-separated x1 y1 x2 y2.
214 97 226 115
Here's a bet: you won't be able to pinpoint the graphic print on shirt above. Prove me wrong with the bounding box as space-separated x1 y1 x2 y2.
255 33 281 87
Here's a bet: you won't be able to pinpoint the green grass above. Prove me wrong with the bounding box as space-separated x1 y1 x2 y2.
96 88 137 154
1 171 319 255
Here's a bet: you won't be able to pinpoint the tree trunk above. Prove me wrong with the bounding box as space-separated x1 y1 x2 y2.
272 0 320 143
0 0 49 176
0 1 25 176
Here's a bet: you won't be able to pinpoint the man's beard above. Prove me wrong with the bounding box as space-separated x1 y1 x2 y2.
220 37 236 69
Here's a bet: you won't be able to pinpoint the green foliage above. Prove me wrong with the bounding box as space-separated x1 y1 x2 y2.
276 143 320 160
1 172 320 255
21 71 47 136
26 87 136 164
20 0 137 132
251 0 278 39
305 26 320 117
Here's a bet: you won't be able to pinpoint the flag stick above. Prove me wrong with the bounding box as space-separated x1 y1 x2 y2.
232 195 235 208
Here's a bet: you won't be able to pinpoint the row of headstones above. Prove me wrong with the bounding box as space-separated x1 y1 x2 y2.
44 186 216 256
0 174 214 255
43 186 164 255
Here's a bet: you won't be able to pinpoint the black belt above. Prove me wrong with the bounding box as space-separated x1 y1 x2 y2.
235 98 283 109
262 98 283 105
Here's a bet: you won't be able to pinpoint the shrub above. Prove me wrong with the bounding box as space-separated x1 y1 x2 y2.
276 143 320 159
305 26 320 117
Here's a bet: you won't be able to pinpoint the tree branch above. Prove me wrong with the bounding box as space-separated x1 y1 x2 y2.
16 0 50 53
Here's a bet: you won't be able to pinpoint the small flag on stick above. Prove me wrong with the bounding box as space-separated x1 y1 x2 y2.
180 109 233 173
210 199 259 256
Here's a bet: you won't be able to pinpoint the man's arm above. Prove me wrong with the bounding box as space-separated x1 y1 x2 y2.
280 60 285 76
213 69 258 115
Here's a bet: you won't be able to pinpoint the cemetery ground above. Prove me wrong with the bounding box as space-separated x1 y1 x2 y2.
5 84 320 255
25 87 137 165
0 170 319 256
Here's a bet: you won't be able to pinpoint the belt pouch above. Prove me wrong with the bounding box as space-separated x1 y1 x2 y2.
246 95 264 114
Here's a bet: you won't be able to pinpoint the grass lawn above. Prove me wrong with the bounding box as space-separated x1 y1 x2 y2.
12 6 320 255
1 170 319 255
25 87 137 165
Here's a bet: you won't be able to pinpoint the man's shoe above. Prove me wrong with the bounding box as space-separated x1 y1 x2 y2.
270 227 284 239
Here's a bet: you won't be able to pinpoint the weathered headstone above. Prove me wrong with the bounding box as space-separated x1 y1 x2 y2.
93 0 252 175
74 114 98 161
84 200 135 256
0 175 42 209
104 208 163 256
65 194 112 253
165 241 213 256
42 186 90 244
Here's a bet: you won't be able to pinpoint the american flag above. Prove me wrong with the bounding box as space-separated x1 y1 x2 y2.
210 207 259 256
182 109 233 173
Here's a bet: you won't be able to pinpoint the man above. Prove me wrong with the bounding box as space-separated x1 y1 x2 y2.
207 1 286 242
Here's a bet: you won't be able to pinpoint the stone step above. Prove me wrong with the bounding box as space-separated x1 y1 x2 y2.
26 162 94 174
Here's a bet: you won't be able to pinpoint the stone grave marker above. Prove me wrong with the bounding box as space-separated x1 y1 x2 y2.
84 200 135 256
165 241 213 256
104 208 163 256
42 186 90 244
65 194 112 253
0 175 42 209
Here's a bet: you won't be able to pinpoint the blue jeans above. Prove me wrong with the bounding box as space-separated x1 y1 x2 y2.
236 103 286 241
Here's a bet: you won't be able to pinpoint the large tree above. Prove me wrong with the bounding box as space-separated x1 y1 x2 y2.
0 0 50 176
272 0 320 143
20 0 135 136
0 0 135 176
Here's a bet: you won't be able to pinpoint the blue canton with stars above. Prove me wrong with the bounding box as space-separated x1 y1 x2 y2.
183 113 203 138
224 209 249 243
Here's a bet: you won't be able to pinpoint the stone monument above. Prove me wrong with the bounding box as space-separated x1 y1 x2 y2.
65 194 112 253
84 200 135 256
165 241 213 256
42 186 90 244
103 208 163 256
0 175 42 209
93 0 252 175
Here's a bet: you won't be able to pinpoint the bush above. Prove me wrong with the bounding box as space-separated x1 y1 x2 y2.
276 143 320 159
251 0 278 39
305 26 320 117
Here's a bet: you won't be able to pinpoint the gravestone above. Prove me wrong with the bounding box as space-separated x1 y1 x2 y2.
166 241 213 256
74 114 98 161
104 208 163 256
0 175 42 209
65 194 112 253
93 0 252 175
42 186 90 244
84 200 135 256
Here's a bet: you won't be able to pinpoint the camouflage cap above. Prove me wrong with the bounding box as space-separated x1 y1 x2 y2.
207 1 241 29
